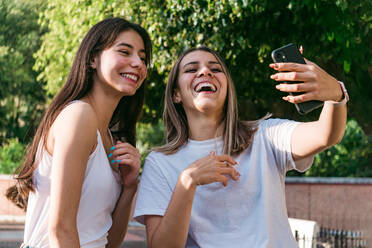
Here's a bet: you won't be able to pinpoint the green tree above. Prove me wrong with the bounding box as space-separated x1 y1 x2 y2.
32 0 371 176
35 0 372 133
0 0 47 146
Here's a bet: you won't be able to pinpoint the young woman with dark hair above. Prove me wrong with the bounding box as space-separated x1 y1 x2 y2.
6 17 152 247
134 46 348 247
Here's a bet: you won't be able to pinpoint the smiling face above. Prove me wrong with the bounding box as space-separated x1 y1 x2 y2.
174 50 228 117
91 29 147 96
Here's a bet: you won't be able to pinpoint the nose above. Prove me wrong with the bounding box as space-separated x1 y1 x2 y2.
198 66 213 78
130 54 143 68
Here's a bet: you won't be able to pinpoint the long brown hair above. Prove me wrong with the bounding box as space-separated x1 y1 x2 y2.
155 46 268 155
6 17 152 210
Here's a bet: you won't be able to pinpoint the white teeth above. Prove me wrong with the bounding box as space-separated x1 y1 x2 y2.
194 82 217 93
121 73 138 82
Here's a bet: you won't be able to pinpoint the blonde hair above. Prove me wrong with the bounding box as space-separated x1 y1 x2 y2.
155 46 269 156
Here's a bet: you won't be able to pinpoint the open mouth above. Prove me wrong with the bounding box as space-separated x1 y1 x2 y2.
194 82 217 93
120 73 139 83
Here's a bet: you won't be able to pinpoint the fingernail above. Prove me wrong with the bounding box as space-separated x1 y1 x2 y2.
108 153 113 158
116 159 121 163
275 84 281 89
270 74 277 79
110 159 115 164
110 146 115 151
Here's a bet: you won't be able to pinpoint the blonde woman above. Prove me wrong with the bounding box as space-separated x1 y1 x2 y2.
134 46 348 247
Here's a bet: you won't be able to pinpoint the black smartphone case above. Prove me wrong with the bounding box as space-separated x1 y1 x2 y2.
271 43 323 114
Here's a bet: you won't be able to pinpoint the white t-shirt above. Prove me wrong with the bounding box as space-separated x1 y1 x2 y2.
134 118 313 248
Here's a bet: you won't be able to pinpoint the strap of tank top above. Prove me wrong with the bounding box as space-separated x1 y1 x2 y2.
108 128 114 146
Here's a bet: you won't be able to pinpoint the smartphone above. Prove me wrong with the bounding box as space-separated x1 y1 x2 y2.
271 43 323 114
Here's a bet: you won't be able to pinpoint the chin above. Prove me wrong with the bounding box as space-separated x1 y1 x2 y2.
117 86 138 96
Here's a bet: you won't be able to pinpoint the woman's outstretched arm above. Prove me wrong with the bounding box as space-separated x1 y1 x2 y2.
271 59 347 170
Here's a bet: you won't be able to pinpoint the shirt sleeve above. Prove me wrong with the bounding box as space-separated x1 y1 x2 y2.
260 118 313 174
133 153 173 225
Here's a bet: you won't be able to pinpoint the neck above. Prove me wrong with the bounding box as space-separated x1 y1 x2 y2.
83 82 122 132
187 110 224 140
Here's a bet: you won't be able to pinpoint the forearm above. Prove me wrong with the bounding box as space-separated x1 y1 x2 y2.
106 183 138 248
150 172 196 248
292 102 347 160
317 101 347 146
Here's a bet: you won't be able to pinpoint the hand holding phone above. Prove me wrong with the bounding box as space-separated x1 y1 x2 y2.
271 43 323 114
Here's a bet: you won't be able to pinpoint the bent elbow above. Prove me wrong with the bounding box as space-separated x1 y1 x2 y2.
321 135 343 150
48 221 77 242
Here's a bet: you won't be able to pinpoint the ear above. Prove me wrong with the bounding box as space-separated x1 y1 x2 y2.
90 56 98 69
173 89 182 104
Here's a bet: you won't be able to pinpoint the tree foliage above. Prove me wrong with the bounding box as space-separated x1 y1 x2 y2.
0 0 47 146
35 0 372 131
0 138 25 174
1 0 370 176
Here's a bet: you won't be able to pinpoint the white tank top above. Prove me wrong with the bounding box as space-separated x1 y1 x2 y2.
23 131 121 248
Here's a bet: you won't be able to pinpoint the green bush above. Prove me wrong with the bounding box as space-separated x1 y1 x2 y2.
136 121 165 166
0 138 25 174
288 119 372 177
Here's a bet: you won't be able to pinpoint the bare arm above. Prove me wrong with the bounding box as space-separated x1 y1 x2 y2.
48 103 97 247
106 184 138 248
145 152 239 248
106 141 141 247
270 59 347 170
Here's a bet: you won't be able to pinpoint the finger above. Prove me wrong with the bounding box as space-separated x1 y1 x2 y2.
114 142 137 151
112 146 139 157
269 62 308 72
299 45 303 55
271 70 316 82
303 58 315 65
117 158 140 168
214 155 237 165
275 82 315 93
217 175 230 187
219 167 240 180
283 92 315 104
116 154 140 165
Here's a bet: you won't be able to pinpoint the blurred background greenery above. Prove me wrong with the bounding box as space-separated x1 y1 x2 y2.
0 0 371 176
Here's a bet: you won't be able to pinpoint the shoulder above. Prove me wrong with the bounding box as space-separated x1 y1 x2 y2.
51 101 98 146
144 151 166 166
257 118 297 131
55 101 97 130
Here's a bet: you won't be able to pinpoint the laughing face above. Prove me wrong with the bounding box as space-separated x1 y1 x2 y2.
91 29 147 96
174 50 228 117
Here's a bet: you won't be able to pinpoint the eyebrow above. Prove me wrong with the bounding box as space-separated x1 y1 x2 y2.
182 61 220 68
116 42 146 54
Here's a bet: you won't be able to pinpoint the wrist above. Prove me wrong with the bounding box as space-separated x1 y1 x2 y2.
327 81 349 106
179 170 198 190
123 179 138 193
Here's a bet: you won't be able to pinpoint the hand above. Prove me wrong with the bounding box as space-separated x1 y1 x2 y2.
111 141 141 187
269 58 343 104
181 151 240 187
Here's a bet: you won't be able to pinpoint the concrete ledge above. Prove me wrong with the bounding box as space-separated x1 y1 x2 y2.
0 215 25 225
286 177 372 184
